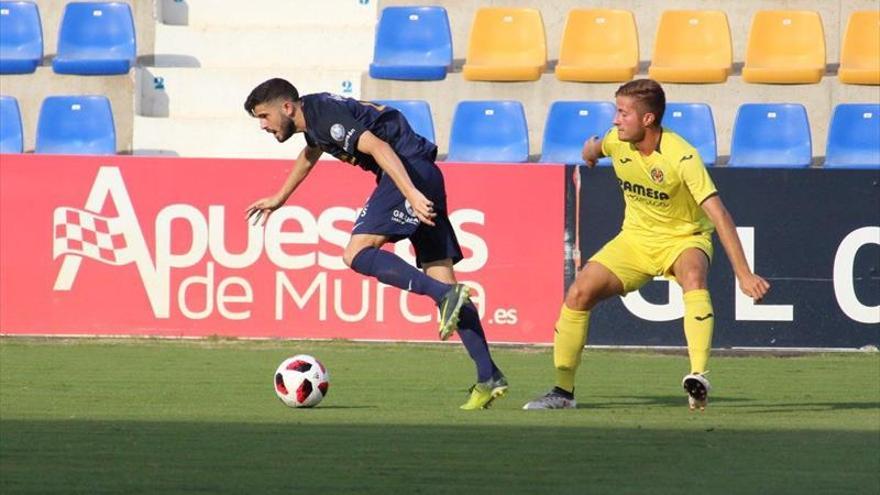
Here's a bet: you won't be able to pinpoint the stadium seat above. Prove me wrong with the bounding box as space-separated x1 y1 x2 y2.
369 6 452 81
0 95 23 153
52 2 136 75
742 10 825 84
824 104 880 169
373 99 436 144
540 101 615 165
839 11 880 85
728 103 812 168
447 101 528 163
0 1 42 74
35 95 116 155
663 103 717 166
648 10 732 83
555 9 638 82
462 8 546 82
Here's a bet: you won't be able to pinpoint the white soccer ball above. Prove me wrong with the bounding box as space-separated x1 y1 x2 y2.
273 354 330 408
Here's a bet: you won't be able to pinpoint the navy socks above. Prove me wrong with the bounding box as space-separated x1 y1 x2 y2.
457 304 499 382
350 247 449 303
350 247 499 382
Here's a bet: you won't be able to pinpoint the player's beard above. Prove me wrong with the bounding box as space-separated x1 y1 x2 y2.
276 116 295 142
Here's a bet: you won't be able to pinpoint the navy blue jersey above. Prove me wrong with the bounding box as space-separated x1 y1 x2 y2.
301 93 438 177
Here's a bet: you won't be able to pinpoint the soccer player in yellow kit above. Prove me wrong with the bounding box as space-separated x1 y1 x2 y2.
524 79 770 411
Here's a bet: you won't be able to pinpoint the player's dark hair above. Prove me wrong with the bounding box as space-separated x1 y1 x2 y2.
244 78 300 116
615 79 665 126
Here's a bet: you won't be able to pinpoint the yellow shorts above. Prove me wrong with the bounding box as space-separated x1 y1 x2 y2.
589 230 714 294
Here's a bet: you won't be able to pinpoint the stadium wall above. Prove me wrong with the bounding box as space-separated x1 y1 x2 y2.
1 155 877 348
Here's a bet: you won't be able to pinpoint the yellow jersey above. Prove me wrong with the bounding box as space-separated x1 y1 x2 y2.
601 127 717 238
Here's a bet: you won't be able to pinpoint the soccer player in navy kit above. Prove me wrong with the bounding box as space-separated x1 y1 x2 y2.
244 78 507 409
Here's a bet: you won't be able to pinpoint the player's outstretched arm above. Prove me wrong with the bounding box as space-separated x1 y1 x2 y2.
701 195 771 301
245 145 322 226
357 130 437 226
582 136 604 168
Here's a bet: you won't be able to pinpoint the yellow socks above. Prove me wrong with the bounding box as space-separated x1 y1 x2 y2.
553 304 590 393
683 289 714 374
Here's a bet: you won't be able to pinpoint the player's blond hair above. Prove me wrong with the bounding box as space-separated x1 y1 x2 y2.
615 79 666 126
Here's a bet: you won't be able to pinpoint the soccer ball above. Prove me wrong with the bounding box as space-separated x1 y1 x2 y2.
273 354 330 408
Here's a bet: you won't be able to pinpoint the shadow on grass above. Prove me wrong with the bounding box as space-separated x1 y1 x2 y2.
586 395 880 412
290 405 378 410
584 395 753 408
729 402 880 413
1 419 878 495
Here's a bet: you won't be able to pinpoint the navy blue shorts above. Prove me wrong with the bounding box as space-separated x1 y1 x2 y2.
351 161 463 268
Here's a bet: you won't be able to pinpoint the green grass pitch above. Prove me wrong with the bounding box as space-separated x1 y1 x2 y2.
1 338 878 494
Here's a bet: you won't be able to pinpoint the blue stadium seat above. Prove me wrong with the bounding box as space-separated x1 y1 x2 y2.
0 1 43 74
52 2 135 75
447 101 529 163
36 95 116 155
663 103 717 166
369 6 452 81
0 95 23 153
728 103 812 168
540 101 614 165
825 104 880 169
373 99 436 144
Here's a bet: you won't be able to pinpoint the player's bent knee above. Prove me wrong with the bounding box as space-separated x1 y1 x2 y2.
565 284 598 311
342 245 370 268
344 235 389 268
676 272 707 292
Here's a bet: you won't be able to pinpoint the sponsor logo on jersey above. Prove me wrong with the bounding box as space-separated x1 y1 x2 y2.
343 128 356 151
617 179 670 201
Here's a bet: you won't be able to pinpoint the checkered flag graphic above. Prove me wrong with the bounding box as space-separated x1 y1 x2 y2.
53 207 132 265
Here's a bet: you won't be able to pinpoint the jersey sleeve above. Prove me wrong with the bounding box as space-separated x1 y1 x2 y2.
600 127 617 157
680 151 717 204
313 97 368 155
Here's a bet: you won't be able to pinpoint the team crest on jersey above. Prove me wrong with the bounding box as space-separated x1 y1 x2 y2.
330 123 345 141
650 167 665 184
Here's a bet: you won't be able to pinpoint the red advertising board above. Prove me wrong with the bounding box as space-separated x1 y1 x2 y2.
0 155 564 343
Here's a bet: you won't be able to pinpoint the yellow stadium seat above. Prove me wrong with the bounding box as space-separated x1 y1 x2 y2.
839 11 880 85
648 10 732 83
742 10 826 84
462 7 546 82
555 9 638 82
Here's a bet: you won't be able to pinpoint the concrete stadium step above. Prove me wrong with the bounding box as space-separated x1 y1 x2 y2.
151 23 373 69
136 67 363 118
133 115 339 159
160 0 377 28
